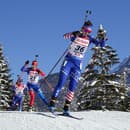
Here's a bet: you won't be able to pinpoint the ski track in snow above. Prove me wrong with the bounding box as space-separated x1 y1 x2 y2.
0 111 130 130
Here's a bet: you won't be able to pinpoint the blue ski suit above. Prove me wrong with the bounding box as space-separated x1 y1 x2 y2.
21 66 48 107
11 83 26 111
52 31 105 103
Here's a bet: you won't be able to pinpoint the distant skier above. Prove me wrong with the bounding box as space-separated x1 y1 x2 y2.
49 20 107 115
10 77 26 111
21 59 48 111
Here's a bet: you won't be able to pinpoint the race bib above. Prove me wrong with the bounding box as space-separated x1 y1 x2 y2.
68 37 89 59
15 86 24 95
28 70 39 84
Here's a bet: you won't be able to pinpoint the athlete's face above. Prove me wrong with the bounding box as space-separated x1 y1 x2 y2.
16 82 22 86
32 61 38 69
82 26 92 36
32 65 37 69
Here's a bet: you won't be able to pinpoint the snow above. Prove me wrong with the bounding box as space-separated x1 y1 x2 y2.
0 111 130 130
108 80 120 85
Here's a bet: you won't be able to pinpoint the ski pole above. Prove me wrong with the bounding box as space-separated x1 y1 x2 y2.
43 78 54 91
19 60 30 79
19 72 24 79
47 47 69 77
85 10 92 21
47 10 91 77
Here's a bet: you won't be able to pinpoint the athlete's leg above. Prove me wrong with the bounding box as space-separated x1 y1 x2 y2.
64 67 81 113
36 88 48 105
10 95 19 110
29 90 35 107
52 60 72 98
49 60 72 109
18 96 23 111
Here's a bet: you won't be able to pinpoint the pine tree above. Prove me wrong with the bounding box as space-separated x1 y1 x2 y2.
77 45 130 111
120 68 130 111
22 92 30 111
0 44 13 110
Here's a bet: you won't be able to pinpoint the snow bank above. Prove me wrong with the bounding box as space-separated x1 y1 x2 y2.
0 111 130 130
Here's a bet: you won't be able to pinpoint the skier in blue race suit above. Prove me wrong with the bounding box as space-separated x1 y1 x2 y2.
21 60 48 111
10 78 26 111
49 20 107 115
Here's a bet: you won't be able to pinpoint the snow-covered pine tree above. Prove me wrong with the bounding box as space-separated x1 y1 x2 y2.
120 68 130 111
77 45 130 111
0 44 13 110
22 91 30 111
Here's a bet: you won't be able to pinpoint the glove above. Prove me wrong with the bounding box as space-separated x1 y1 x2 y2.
25 60 29 65
72 31 81 36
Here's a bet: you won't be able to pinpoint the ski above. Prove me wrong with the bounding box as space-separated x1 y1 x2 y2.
57 113 84 120
48 109 58 117
35 112 56 118
50 112 58 117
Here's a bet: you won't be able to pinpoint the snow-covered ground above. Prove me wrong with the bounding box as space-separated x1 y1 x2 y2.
0 110 130 130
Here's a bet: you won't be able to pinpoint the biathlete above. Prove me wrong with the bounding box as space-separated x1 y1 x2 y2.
21 60 48 111
10 77 26 111
49 20 107 115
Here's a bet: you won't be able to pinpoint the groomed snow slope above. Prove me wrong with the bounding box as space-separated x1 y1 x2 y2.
0 111 130 130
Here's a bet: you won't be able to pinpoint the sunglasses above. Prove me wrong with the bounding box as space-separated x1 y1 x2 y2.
83 27 92 33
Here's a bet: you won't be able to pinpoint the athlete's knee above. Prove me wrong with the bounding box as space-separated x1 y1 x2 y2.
29 90 35 97
52 87 61 98
37 88 42 94
70 70 81 82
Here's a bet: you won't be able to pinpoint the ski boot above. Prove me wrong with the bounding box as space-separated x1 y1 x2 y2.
63 110 70 116
63 100 71 116
49 96 56 113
